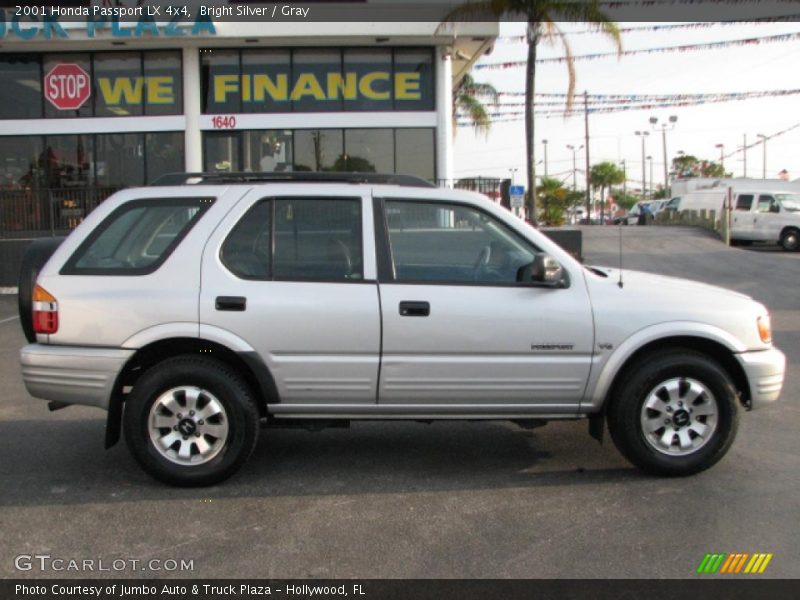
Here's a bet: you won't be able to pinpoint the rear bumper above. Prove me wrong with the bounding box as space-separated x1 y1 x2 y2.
19 344 133 410
735 347 786 409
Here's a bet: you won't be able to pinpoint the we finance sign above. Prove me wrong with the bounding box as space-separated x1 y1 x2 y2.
205 51 434 111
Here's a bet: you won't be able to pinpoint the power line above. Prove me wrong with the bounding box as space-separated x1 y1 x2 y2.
456 90 800 124
476 31 800 70
497 16 800 40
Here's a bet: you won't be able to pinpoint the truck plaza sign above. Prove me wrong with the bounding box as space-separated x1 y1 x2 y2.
0 11 217 39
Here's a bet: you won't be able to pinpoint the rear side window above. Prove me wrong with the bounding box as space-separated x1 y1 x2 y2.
62 198 214 275
220 197 363 282
736 194 754 211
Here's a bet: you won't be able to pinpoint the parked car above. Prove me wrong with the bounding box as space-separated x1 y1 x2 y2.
18 172 785 486
622 201 654 225
648 200 668 216
663 196 682 212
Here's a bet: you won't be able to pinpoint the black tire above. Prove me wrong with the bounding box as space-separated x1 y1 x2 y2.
780 228 800 252
17 237 65 343
123 356 259 486
607 349 739 476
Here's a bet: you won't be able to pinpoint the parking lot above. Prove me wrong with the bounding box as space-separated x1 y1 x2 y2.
0 226 798 579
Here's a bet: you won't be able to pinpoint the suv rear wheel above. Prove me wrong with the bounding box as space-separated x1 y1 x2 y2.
607 350 739 476
123 356 259 486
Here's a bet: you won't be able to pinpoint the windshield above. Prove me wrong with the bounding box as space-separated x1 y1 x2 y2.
776 194 800 211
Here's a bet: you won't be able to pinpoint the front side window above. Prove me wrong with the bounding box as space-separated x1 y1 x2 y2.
757 195 777 213
384 200 536 284
62 198 213 275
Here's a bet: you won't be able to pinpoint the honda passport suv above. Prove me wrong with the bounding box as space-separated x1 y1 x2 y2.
19 172 786 486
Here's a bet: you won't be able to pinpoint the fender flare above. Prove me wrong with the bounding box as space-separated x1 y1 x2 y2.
585 321 746 412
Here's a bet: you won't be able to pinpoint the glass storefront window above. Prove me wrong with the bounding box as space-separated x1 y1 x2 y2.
95 133 145 187
94 53 143 117
292 50 343 112
204 132 241 172
202 49 241 114
4 51 181 119
0 55 43 119
42 135 94 188
293 129 343 172
242 130 293 172
0 136 44 188
395 129 435 181
146 132 184 183
143 51 183 116
342 49 392 112
241 50 291 114
342 129 394 173
393 48 434 111
202 128 435 180
43 54 93 119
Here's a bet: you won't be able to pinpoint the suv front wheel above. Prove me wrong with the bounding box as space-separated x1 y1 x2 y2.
607 350 739 476
123 356 259 486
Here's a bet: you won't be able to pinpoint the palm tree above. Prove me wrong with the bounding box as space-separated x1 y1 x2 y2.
453 74 499 136
440 1 621 225
590 161 624 224
536 176 569 225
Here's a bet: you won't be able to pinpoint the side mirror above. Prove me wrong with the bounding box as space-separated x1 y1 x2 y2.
518 254 568 288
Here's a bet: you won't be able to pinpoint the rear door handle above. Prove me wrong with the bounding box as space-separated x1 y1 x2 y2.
215 296 246 311
399 301 430 317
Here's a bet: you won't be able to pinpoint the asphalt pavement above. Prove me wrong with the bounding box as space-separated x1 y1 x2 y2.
0 226 797 579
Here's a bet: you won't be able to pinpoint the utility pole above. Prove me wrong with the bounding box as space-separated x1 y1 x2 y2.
757 133 767 179
743 133 747 178
647 155 653 199
542 139 549 178
584 91 591 222
567 144 582 192
635 131 648 199
650 115 678 196
621 159 627 201
715 143 724 171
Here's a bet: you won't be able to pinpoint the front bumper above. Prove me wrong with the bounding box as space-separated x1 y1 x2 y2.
20 344 134 410
735 346 786 409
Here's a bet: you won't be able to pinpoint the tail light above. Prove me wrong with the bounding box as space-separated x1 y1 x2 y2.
32 284 59 335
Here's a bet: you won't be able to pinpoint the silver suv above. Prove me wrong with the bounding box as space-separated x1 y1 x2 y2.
19 173 786 486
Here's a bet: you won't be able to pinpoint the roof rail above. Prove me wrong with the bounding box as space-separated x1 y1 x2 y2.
149 171 436 188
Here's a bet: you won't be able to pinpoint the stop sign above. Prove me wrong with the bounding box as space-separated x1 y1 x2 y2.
44 64 91 111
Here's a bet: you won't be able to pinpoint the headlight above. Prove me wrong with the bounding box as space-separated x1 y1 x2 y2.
757 315 772 344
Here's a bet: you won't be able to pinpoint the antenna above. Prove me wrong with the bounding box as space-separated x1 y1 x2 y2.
618 220 624 288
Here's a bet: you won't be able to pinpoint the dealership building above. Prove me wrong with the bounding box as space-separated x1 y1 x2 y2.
0 11 498 238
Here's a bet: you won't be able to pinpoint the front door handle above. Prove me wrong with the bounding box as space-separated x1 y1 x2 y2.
399 301 430 317
216 296 246 311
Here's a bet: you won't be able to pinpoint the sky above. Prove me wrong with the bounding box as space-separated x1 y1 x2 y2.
452 21 800 192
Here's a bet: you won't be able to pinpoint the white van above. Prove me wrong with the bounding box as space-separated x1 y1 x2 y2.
730 190 800 250
678 190 727 216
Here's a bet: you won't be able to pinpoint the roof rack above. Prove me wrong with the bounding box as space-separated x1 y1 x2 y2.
149 171 436 188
